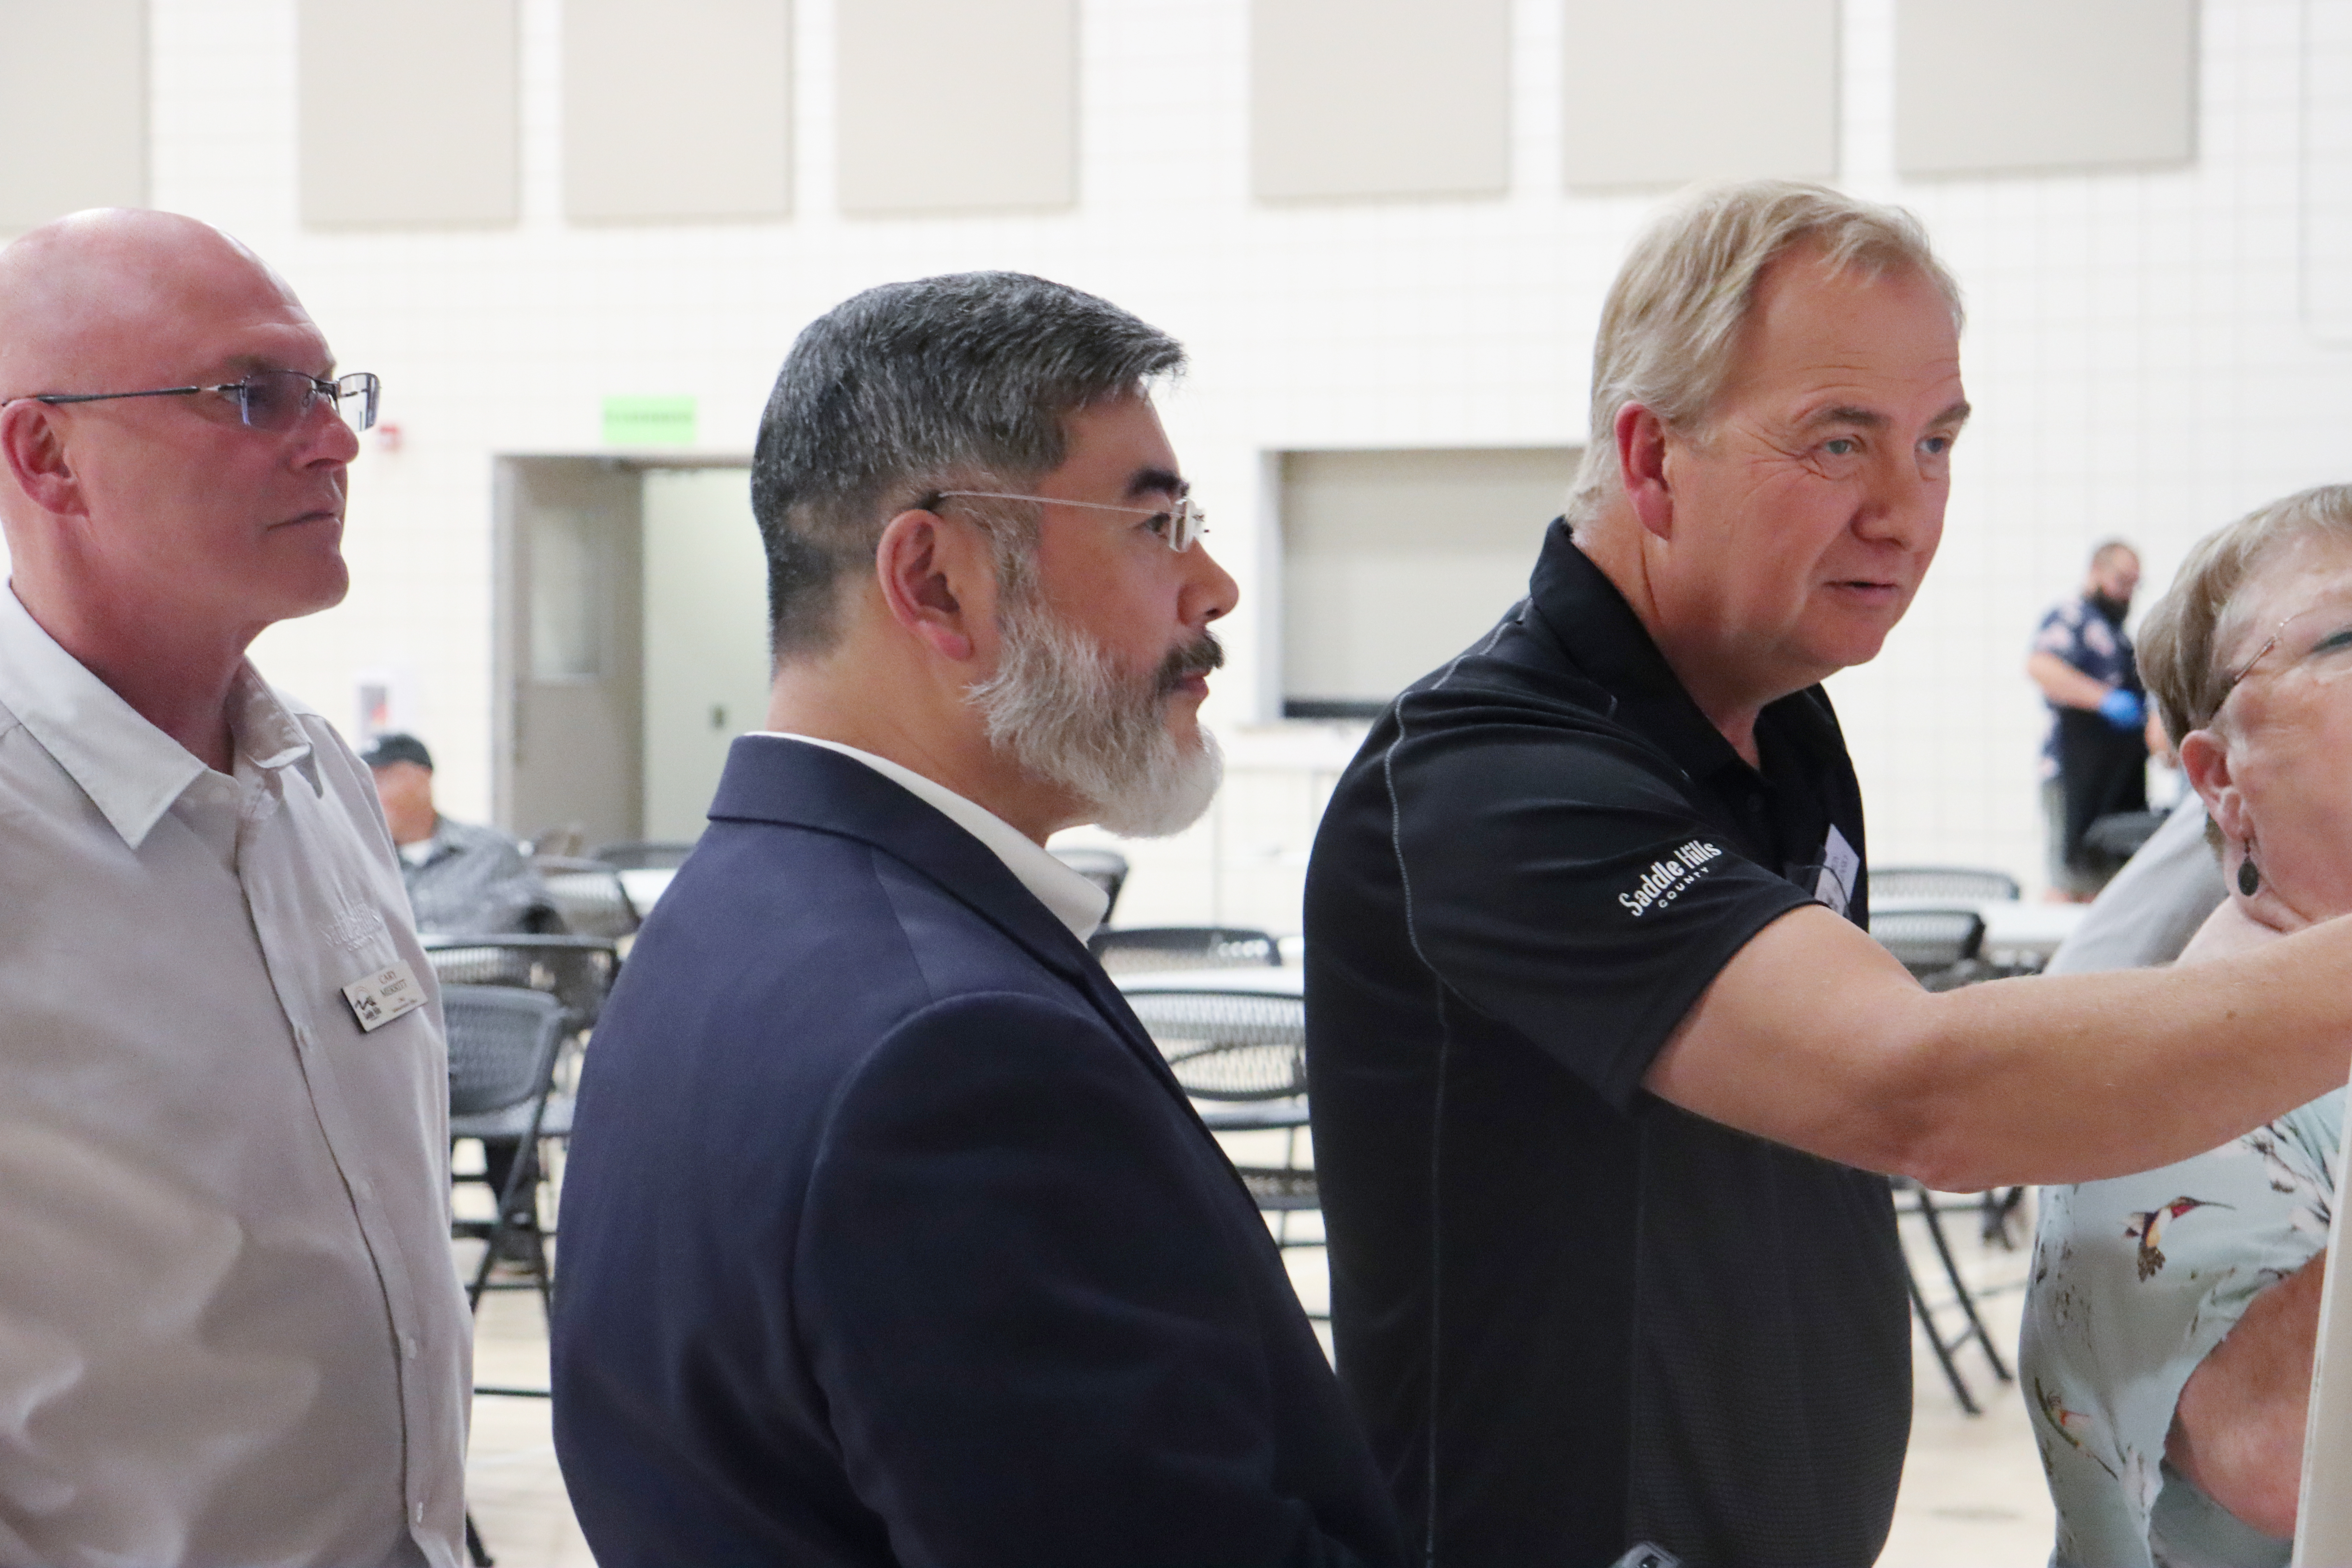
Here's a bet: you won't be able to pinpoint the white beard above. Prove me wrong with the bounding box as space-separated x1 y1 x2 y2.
966 590 1223 839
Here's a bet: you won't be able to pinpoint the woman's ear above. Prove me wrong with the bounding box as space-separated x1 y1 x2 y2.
2178 728 2248 844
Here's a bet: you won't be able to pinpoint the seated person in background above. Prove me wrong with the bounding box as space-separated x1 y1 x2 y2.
2024 482 2352 1567
363 731 555 934
365 730 555 1256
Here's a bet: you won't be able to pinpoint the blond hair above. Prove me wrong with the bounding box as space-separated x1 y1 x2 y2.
1566 181 1962 529
2138 484 2352 743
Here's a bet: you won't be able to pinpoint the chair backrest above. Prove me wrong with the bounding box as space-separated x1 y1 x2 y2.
1089 925 1283 974
1867 865 2022 902
590 840 699 872
1869 907 1987 976
2082 811 2167 868
532 856 640 939
525 824 585 860
421 933 620 1031
442 985 568 1118
1124 990 1309 1101
1052 847 1130 920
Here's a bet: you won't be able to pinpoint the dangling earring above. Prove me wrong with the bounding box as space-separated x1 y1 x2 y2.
2238 852 2261 897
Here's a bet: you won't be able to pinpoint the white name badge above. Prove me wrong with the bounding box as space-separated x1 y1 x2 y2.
343 961 426 1033
1815 825 1861 917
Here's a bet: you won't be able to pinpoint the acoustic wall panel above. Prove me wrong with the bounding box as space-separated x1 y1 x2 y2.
1896 0 2196 176
299 0 519 228
1252 0 1509 203
836 0 1075 215
565 0 791 223
0 0 147 231
1560 0 1837 189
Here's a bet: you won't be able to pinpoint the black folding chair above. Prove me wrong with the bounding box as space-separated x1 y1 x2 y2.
589 839 698 872
1124 990 1321 1314
1869 906 1989 992
1890 1175 2015 1415
443 986 568 1568
1867 865 2022 902
1089 925 1283 975
532 856 640 939
443 985 569 1318
420 932 619 1034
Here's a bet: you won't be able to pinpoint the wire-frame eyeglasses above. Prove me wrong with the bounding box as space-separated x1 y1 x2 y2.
6 369 380 433
934 489 1207 553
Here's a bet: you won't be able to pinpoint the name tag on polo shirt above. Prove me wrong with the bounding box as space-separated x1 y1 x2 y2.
342 961 426 1033
1814 826 1860 918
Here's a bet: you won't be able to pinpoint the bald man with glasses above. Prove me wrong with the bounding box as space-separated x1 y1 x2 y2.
0 209 469 1567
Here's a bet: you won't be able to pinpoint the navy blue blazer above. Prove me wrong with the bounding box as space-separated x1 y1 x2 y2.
550 737 1401 1568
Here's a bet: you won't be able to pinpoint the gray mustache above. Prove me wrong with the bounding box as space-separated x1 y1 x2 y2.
1157 632 1225 692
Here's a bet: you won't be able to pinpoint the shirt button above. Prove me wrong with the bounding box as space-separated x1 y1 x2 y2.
403 1334 419 1359
353 1178 374 1201
412 1500 425 1525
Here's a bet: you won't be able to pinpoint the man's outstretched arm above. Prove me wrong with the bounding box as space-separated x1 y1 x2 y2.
1645 903 2352 1191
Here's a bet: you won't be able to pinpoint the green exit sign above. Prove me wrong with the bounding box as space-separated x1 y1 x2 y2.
602 394 697 447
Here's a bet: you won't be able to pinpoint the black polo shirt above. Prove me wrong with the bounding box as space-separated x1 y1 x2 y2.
1304 522 1909 1568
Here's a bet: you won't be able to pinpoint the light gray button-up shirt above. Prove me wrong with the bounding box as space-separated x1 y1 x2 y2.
0 584 469 1567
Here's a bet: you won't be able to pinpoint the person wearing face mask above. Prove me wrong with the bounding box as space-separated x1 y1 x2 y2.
2023 484 2352 1567
2029 539 2157 899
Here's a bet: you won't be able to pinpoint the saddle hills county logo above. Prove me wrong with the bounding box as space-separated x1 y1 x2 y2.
319 901 387 953
1618 839 1724 918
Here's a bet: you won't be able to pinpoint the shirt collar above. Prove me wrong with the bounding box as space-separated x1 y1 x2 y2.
0 582 317 849
1523 522 1854 793
761 733 1110 942
1523 522 1758 788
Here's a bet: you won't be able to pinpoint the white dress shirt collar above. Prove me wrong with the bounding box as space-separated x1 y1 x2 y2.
0 582 316 850
763 733 1110 943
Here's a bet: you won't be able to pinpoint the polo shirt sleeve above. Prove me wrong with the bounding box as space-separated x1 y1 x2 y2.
1375 693 1816 1114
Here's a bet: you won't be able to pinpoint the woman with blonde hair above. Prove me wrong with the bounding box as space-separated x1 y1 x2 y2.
2025 482 2352 1566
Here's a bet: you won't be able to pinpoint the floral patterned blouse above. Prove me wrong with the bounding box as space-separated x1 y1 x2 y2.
2022 1090 2342 1567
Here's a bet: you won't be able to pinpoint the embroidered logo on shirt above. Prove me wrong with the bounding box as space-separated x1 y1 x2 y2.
319 902 387 953
1617 840 1723 918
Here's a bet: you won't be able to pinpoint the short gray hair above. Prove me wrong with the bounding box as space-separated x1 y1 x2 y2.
1565 180 1963 529
2138 484 2352 743
751 271 1184 657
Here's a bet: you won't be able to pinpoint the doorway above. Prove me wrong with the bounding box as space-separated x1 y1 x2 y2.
493 454 765 848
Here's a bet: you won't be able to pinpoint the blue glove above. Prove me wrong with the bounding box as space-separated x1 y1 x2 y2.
2097 688 2145 730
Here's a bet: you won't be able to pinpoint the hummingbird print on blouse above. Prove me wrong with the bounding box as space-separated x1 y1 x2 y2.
2122 1197 2233 1281
2033 1376 2118 1479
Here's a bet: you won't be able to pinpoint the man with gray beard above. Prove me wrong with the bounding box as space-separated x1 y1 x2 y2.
549 272 1403 1568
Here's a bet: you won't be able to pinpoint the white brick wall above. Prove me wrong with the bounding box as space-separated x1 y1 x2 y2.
90 0 2352 927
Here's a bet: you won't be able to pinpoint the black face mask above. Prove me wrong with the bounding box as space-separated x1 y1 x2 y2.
2089 590 2132 626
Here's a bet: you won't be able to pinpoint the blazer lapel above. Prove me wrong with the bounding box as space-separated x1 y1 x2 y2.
707 737 1196 1102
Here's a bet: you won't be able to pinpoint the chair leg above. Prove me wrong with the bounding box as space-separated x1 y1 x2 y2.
467 1139 554 1316
464 1509 494 1566
1912 1185 2013 1384
1902 1248 1980 1416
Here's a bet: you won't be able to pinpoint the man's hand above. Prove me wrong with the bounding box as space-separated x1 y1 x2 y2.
2096 687 2145 731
